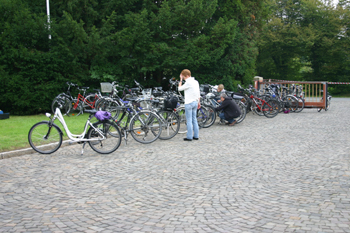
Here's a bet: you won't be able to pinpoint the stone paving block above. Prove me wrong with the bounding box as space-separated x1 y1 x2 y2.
0 98 350 232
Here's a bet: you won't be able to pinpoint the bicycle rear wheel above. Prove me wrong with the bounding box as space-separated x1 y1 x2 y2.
83 94 98 110
28 121 62 154
130 111 162 144
66 98 83 116
87 121 122 154
96 99 121 119
157 110 180 140
51 96 71 115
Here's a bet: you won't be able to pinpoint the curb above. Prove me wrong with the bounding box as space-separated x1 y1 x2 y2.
0 141 72 160
0 148 36 159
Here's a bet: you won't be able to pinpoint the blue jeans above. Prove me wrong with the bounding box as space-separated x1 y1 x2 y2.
185 101 199 139
219 112 235 124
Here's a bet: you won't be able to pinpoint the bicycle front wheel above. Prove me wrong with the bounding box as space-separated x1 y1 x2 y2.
202 105 216 128
87 121 122 154
176 107 187 134
263 100 279 118
28 121 62 154
130 111 162 144
287 96 299 112
235 102 247 124
252 102 264 116
197 107 208 128
157 110 180 140
294 96 305 113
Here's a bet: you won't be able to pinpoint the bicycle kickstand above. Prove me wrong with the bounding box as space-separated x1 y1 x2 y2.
123 130 128 145
81 142 87 156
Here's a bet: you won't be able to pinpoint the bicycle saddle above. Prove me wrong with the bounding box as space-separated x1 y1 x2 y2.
85 109 98 114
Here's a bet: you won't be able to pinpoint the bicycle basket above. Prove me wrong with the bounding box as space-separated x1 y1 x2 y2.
200 84 210 93
100 82 113 93
152 89 162 97
163 95 178 110
95 111 111 121
142 88 152 99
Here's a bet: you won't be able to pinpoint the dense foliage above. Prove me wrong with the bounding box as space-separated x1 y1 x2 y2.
257 0 350 95
0 0 349 115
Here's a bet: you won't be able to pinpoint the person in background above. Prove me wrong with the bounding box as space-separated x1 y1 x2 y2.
212 84 225 105
215 93 241 126
178 69 201 141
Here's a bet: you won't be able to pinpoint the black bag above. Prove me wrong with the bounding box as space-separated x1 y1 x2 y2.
163 95 178 110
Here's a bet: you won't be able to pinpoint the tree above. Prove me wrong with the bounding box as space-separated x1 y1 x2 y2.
257 0 350 96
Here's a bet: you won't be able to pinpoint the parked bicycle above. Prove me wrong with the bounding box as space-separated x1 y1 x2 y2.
28 97 122 155
51 82 78 116
113 97 163 144
239 85 279 118
68 86 104 116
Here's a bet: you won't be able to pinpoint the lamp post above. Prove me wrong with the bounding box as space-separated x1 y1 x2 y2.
46 0 51 39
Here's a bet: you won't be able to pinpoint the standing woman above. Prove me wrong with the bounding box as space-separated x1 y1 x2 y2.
178 69 201 141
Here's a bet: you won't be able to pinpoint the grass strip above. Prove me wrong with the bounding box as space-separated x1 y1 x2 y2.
0 113 98 152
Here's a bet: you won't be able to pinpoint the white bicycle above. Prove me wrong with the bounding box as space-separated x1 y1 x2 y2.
28 98 122 155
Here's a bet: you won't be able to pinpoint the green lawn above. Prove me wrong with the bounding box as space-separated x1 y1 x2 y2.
0 113 98 152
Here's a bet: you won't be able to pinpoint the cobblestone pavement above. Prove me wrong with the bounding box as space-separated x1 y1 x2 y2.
0 98 350 233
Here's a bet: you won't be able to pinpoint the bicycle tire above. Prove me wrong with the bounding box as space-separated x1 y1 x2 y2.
202 105 216 128
278 99 284 113
130 111 162 144
235 102 247 124
294 96 305 113
83 94 98 110
177 107 187 134
156 110 180 140
287 95 299 112
95 99 121 119
263 100 279 118
197 107 208 128
51 95 71 115
252 101 264 116
87 121 122 154
66 98 83 116
28 121 63 154
325 97 331 111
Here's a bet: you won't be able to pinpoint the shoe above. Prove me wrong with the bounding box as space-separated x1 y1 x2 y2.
218 119 225 125
183 138 192 141
228 121 236 126
193 137 199 140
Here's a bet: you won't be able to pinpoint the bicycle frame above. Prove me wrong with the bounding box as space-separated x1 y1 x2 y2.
250 95 272 111
50 107 106 143
74 93 98 110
